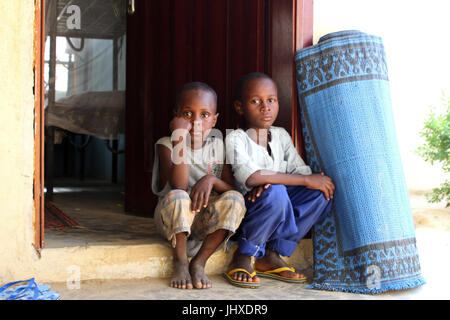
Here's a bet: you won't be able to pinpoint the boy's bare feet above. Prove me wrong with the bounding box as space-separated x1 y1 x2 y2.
254 249 305 279
171 259 193 289
171 233 193 289
187 229 228 289
189 258 212 289
228 249 260 283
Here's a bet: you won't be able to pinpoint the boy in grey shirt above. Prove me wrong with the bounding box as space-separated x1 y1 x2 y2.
152 82 245 289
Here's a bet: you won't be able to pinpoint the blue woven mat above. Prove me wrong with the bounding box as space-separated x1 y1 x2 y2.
294 30 425 293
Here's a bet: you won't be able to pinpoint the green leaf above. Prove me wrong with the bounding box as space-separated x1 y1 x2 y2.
416 91 450 204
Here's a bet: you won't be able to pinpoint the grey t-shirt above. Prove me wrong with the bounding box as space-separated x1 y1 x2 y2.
151 136 225 198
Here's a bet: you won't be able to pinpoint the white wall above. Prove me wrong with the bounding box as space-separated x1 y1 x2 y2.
0 0 38 283
313 0 450 191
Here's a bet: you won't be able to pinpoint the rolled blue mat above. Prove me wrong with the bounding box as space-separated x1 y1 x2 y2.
294 30 425 293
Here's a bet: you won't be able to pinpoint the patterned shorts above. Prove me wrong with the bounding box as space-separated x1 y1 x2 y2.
154 189 246 255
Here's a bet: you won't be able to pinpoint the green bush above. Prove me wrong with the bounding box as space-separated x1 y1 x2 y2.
416 92 449 206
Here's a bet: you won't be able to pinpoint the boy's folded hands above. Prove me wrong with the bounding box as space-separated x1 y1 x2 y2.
245 172 335 202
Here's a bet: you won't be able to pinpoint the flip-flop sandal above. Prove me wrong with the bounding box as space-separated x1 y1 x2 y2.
255 266 307 283
0 278 60 300
222 268 261 288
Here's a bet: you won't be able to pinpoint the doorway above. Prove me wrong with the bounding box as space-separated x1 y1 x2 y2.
36 0 313 249
42 0 130 247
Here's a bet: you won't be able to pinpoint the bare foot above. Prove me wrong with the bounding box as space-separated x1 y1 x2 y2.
189 258 212 289
228 249 260 283
254 249 305 279
171 259 193 289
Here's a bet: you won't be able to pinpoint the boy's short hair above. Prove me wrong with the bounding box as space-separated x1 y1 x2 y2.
235 72 274 101
175 82 218 113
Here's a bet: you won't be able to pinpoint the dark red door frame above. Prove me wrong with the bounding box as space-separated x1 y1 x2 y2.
34 0 45 250
266 0 313 155
293 0 314 153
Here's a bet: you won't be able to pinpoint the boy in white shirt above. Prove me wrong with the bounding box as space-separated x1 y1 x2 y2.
224 73 335 288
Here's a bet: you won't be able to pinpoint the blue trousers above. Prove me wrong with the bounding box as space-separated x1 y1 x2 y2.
234 184 332 258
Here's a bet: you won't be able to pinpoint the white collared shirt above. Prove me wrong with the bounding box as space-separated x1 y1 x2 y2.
225 126 312 194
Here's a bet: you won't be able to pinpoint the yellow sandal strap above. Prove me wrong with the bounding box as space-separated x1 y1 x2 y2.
259 267 295 275
226 268 256 278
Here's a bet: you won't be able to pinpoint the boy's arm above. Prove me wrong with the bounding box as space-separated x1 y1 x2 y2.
245 170 335 200
189 164 235 212
162 117 192 191
157 138 189 191
157 144 172 189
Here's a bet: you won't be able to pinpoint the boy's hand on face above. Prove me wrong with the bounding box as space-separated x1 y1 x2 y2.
170 116 192 133
247 184 271 202
304 172 335 201
189 175 216 212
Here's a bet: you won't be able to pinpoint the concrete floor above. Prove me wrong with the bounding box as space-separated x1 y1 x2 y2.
44 180 450 300
47 226 449 300
45 180 155 247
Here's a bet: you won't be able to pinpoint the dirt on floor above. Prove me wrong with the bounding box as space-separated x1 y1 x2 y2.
410 191 450 232
413 208 450 231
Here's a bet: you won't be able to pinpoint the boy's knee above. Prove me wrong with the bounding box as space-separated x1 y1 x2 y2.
220 190 245 205
309 188 332 204
213 191 246 221
245 184 290 218
165 189 190 203
259 184 289 204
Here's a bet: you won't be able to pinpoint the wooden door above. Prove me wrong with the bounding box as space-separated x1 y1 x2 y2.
125 0 313 216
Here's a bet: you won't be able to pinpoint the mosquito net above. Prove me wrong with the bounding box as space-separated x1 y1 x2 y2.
44 0 127 140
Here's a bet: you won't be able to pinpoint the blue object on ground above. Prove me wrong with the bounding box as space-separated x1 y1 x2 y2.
294 30 425 293
0 278 60 300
